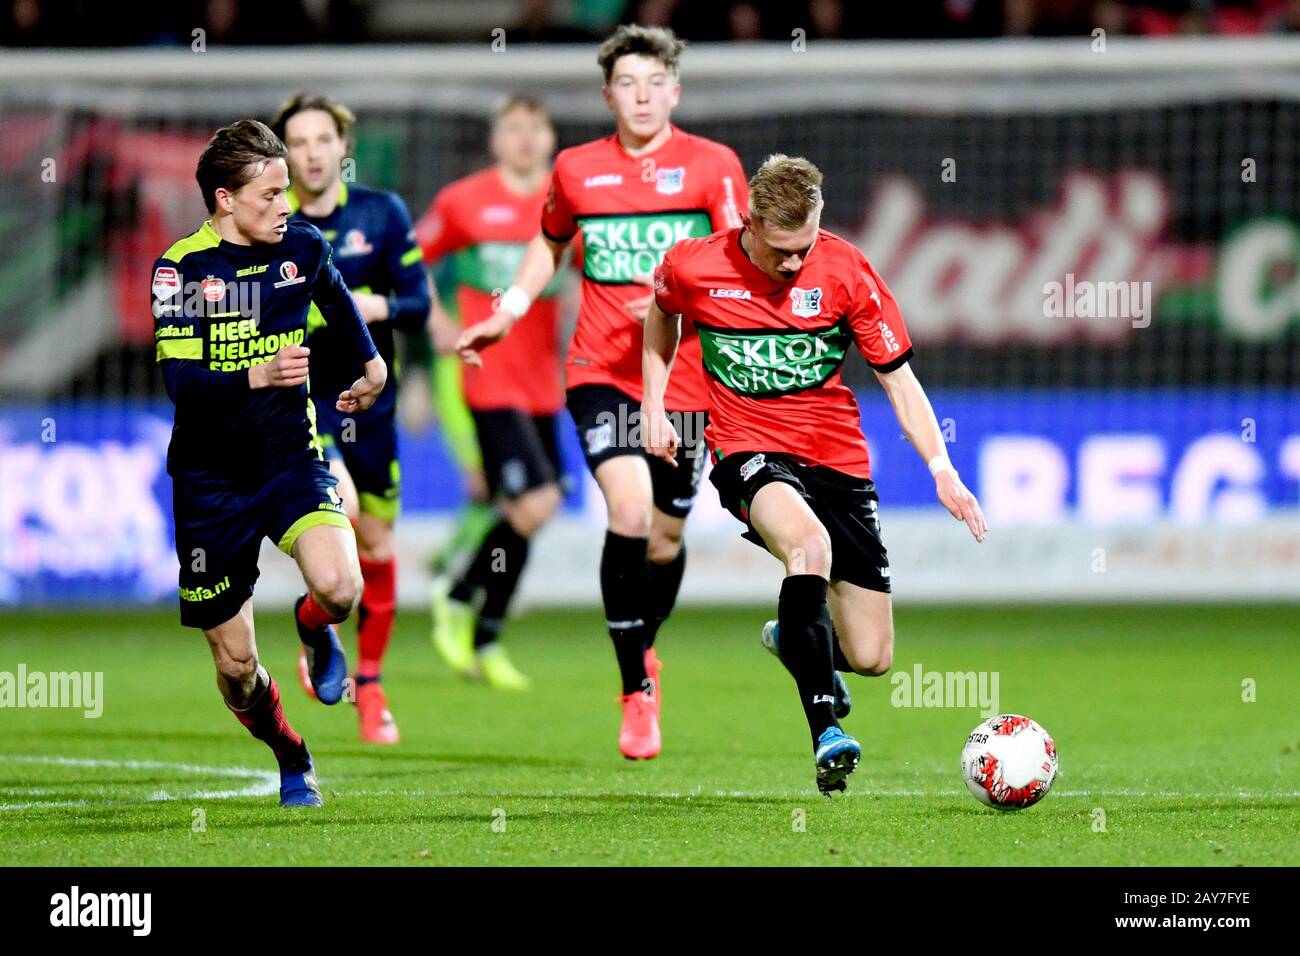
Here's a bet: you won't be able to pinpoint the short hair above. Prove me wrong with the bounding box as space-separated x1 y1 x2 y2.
596 24 686 84
748 154 824 231
269 92 356 147
492 93 552 127
195 120 287 214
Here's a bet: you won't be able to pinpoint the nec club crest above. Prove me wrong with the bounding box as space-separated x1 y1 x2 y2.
275 260 306 288
655 167 685 195
789 287 823 317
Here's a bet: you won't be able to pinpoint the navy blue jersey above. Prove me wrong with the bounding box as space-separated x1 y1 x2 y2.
151 219 378 481
289 183 430 416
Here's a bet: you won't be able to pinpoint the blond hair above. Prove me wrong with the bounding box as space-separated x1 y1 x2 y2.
748 155 823 230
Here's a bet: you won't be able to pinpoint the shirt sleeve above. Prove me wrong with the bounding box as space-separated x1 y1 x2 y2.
653 245 687 316
709 146 748 231
312 236 379 366
152 257 250 403
415 186 467 264
846 251 913 372
540 165 577 243
382 192 433 332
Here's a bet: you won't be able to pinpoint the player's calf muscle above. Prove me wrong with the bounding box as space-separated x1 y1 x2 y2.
831 588 894 675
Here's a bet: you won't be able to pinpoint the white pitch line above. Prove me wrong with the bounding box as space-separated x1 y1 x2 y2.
349 787 1300 800
0 754 278 809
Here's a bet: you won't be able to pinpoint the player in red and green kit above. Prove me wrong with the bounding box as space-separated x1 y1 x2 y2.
456 26 747 759
642 155 988 793
418 94 568 690
272 93 431 744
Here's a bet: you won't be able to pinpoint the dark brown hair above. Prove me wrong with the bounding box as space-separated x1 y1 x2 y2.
269 92 356 147
596 24 686 84
195 119 287 214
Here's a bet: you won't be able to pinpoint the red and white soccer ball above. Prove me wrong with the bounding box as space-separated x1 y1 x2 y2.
961 714 1058 810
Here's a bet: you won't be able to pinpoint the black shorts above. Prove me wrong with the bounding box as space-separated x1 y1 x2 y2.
172 457 352 630
471 410 568 499
565 383 707 520
709 450 891 593
313 401 401 521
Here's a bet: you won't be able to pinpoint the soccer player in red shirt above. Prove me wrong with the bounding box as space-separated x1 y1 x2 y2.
642 155 988 793
456 26 747 759
417 94 567 690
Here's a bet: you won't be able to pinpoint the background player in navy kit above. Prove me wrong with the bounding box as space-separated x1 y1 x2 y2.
271 94 431 744
152 120 386 806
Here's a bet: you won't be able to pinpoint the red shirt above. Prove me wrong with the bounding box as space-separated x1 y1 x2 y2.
417 167 565 414
654 228 913 479
541 126 747 412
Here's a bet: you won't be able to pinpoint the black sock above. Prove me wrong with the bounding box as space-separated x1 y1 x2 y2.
474 615 504 649
471 521 529 646
448 525 494 605
777 574 838 746
832 634 853 673
601 531 650 695
644 546 686 648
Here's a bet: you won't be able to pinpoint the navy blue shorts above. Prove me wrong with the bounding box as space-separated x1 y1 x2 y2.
313 400 401 521
172 457 352 630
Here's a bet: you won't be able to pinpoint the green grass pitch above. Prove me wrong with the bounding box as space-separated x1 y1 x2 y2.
1 604 1297 866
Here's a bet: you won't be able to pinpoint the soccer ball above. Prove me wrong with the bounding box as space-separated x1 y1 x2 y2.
961 714 1058 810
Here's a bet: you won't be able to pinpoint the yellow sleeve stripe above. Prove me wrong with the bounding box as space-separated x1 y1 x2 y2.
400 246 423 268
155 338 203 361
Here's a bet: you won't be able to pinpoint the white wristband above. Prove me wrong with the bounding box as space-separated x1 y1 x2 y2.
928 454 956 477
498 286 531 319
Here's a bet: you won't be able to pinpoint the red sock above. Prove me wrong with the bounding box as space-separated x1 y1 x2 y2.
357 555 396 679
227 675 306 765
297 591 341 630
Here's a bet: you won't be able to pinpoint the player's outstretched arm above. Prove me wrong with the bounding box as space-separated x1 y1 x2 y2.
640 297 681 467
874 362 988 542
455 232 566 367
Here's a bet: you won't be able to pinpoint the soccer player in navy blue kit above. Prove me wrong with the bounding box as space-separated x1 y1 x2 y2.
152 120 386 807
271 94 431 744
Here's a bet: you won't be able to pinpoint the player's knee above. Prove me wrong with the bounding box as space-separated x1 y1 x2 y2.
314 567 360 618
356 516 395 563
509 484 561 537
786 529 831 577
606 497 651 538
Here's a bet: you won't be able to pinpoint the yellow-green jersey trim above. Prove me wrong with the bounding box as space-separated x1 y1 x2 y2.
161 220 221 264
155 338 203 361
400 246 423 268
278 509 352 555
